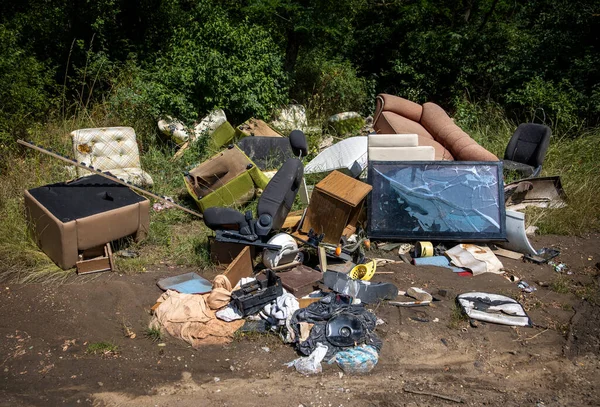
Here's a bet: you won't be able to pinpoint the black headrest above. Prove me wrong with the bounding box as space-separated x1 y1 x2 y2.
289 130 308 158
203 207 247 231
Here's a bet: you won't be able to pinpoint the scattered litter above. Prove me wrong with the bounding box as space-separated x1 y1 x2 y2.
261 347 270 353
323 271 398 304
157 272 213 295
286 343 328 375
115 250 139 259
524 248 561 264
457 292 532 327
349 260 377 281
329 345 379 374
153 197 175 212
406 287 433 302
518 281 537 293
413 255 467 273
446 244 504 276
548 261 568 273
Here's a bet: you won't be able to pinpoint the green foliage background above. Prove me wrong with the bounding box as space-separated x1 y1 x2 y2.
1 0 598 137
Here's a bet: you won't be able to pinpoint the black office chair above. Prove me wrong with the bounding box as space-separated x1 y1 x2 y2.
203 130 308 250
503 123 551 178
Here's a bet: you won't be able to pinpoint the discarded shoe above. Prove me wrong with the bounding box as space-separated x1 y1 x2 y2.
406 287 433 302
323 271 398 304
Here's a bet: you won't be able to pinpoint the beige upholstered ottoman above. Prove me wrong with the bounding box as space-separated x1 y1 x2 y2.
24 175 150 270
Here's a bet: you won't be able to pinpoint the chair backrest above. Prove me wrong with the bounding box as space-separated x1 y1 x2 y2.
71 127 141 176
257 158 304 232
504 124 551 168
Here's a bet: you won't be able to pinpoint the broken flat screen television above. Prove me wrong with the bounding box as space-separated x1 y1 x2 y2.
367 161 506 241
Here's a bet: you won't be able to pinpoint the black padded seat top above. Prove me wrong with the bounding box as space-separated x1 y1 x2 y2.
258 158 304 229
504 123 551 168
28 174 146 222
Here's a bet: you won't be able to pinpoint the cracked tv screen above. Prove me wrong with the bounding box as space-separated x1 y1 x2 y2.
367 161 506 241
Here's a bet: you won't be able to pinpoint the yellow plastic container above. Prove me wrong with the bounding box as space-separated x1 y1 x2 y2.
349 260 377 281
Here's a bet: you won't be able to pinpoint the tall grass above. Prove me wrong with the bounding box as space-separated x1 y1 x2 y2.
458 102 600 235
0 101 215 283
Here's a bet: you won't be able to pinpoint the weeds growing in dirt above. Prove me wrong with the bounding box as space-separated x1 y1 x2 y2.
550 276 571 294
144 327 162 343
448 304 469 329
86 341 119 355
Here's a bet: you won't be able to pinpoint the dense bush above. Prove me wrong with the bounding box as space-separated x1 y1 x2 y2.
292 51 372 120
111 3 289 126
0 25 54 146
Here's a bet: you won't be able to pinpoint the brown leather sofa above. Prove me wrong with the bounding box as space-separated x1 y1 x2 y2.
373 94 498 161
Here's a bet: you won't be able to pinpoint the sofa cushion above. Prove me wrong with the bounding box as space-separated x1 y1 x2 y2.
377 94 423 123
420 103 454 136
421 103 498 161
378 112 434 141
376 112 453 160
455 144 499 161
416 137 454 161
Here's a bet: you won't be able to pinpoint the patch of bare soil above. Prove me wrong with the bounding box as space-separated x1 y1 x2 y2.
1 234 599 407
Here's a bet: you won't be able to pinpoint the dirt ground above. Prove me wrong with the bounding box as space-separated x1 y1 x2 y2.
1 234 599 407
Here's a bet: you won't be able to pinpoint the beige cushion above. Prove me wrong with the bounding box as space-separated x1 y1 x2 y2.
369 146 435 161
368 133 435 161
368 134 418 147
71 127 153 187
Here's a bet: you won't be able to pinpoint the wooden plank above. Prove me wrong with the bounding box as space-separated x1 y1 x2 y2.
314 171 372 207
210 238 255 265
318 246 327 272
238 118 282 137
76 256 111 275
223 246 253 287
492 247 523 260
282 215 302 229
298 297 321 308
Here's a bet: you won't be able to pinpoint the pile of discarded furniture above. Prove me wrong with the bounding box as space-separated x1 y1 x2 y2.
20 93 565 374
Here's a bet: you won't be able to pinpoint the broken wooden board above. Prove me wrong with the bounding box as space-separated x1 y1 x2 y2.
223 246 253 287
282 215 302 229
210 238 256 265
318 246 327 272
298 297 321 308
237 118 282 137
76 243 113 275
492 247 524 260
